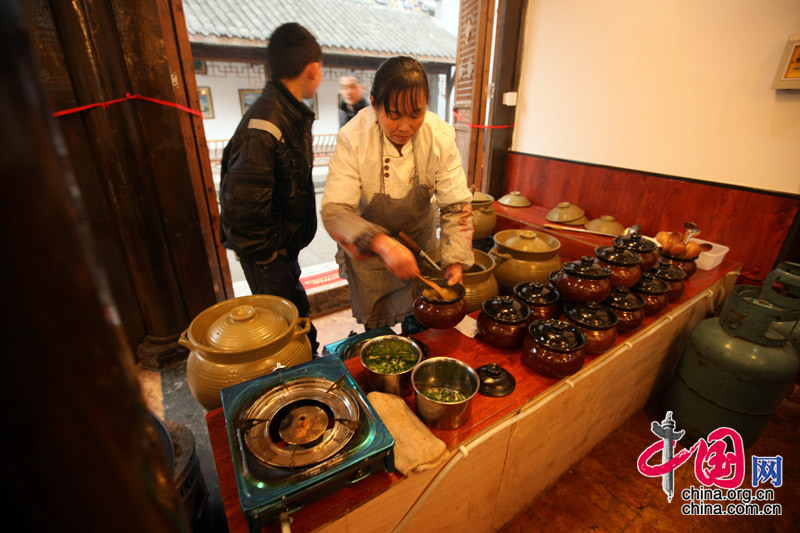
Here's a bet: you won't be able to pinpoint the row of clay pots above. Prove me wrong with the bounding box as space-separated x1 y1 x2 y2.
474 261 688 378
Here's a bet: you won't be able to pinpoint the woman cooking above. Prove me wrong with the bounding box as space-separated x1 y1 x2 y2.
321 56 474 330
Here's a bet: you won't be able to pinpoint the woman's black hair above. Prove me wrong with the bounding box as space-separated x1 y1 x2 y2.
370 56 430 113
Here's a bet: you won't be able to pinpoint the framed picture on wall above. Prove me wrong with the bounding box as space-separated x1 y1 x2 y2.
303 95 318 118
771 35 800 90
193 59 207 75
197 87 214 119
239 89 262 114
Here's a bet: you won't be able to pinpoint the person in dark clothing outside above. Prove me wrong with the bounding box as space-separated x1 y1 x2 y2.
219 22 322 352
338 73 369 127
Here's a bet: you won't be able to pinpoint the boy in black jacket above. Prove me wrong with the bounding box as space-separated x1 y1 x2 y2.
219 23 322 352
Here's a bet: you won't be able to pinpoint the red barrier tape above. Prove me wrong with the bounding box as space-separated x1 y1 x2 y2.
52 92 202 118
452 109 514 129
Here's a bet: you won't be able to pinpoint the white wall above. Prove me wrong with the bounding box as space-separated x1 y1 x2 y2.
513 0 800 194
195 62 368 140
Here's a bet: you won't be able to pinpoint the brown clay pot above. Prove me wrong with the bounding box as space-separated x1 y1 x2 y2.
420 248 499 313
513 281 561 320
659 251 697 279
602 287 646 333
631 272 670 316
594 243 642 288
649 261 687 302
522 319 587 378
413 280 467 329
562 301 619 355
490 229 562 293
477 296 531 349
556 256 613 303
613 233 658 271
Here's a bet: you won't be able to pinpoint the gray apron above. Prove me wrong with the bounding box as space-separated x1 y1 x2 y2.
338 135 437 328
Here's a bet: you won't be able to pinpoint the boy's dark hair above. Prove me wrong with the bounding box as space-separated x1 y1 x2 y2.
267 23 322 80
371 56 430 113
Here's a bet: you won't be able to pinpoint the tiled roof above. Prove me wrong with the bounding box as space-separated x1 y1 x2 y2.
184 0 456 62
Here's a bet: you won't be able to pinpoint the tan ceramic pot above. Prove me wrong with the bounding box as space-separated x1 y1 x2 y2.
490 229 562 294
180 295 312 409
472 192 497 240
421 248 499 313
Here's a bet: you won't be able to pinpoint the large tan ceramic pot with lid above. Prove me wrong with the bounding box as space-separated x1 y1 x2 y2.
420 248 499 313
490 229 562 293
472 191 497 240
180 295 312 409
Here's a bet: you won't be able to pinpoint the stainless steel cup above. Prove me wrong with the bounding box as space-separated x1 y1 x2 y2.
412 357 479 429
359 335 423 397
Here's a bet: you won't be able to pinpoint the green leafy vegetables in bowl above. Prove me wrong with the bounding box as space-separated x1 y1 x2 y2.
422 387 467 403
362 338 420 374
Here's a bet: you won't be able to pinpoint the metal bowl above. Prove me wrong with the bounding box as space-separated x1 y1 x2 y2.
360 335 424 397
412 357 479 429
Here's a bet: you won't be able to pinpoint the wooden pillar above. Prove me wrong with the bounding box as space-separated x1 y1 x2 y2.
483 0 526 200
453 0 495 190
2 1 187 529
24 0 232 368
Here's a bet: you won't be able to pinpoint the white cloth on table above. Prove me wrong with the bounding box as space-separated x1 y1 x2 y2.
367 391 448 476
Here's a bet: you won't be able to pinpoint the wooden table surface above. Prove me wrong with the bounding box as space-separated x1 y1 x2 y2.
206 208 742 532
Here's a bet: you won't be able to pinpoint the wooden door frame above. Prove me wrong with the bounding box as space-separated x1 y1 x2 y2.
456 0 526 196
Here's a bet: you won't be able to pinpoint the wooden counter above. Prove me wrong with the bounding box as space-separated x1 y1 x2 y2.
207 208 742 532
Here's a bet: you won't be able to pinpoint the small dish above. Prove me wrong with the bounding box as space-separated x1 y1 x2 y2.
585 215 625 236
545 201 585 223
498 191 532 207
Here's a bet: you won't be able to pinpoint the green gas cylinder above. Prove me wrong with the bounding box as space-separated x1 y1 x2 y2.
664 262 800 448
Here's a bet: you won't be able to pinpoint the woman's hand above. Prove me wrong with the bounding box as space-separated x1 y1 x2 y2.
444 263 463 285
372 234 420 280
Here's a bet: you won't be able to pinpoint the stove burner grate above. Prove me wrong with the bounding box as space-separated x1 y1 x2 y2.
240 377 360 468
221 355 395 530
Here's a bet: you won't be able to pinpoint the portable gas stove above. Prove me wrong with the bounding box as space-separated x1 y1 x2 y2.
220 355 395 531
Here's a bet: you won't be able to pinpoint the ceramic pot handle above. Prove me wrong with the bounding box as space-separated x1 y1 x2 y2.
489 248 512 264
178 329 193 349
294 317 311 338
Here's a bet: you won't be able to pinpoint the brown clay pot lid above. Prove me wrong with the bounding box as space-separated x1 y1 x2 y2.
494 229 559 254
602 287 646 311
527 319 586 352
649 261 687 282
595 243 642 266
631 272 670 295
476 363 516 397
564 301 618 330
205 304 288 351
481 296 531 325
514 281 560 306
613 233 657 254
562 256 612 280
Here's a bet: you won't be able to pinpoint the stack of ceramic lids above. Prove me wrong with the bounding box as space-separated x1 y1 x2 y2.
545 201 588 226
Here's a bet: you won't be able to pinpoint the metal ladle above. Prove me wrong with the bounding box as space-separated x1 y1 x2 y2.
683 221 699 244
620 224 641 237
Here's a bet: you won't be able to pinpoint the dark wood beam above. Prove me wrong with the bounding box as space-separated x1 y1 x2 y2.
483 0 526 199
